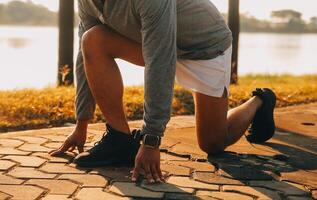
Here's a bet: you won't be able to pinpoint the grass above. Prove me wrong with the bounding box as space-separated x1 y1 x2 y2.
0 74 316 133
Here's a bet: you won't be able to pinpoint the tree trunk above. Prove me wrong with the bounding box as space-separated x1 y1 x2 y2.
228 0 240 84
57 0 74 86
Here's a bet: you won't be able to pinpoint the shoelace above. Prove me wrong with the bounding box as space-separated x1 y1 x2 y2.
93 129 111 147
131 129 143 142
252 88 263 98
89 131 111 154
91 128 141 152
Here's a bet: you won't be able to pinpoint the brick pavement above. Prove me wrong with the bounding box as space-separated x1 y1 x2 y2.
0 103 316 199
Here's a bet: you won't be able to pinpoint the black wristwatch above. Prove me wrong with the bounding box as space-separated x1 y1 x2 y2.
142 134 161 148
132 130 161 148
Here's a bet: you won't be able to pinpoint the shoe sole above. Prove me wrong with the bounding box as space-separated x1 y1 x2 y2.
247 88 276 143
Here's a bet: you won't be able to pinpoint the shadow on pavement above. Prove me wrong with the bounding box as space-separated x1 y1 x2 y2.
207 136 316 199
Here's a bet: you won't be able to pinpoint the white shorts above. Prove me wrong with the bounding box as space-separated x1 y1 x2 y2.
176 46 232 97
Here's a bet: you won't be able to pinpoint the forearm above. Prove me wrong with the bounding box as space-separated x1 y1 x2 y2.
75 119 89 134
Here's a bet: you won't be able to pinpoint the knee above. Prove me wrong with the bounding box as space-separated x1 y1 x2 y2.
199 142 226 155
82 26 101 50
81 25 110 60
198 131 228 155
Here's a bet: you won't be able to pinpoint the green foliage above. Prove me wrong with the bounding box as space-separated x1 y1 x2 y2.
0 1 79 26
240 9 316 33
240 15 273 32
0 75 316 133
271 10 302 20
308 17 317 31
0 1 57 26
270 9 306 33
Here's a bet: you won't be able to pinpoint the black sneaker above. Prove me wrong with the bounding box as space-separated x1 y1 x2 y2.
73 124 140 167
246 88 276 144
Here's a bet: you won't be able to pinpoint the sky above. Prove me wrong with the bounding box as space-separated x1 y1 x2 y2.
0 0 316 20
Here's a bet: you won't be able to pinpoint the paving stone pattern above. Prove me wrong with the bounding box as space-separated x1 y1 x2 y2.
0 105 316 199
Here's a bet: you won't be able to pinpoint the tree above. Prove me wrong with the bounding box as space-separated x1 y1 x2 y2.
228 0 240 84
57 0 74 86
0 4 4 23
308 16 317 32
240 14 272 32
0 1 56 26
310 17 317 26
271 9 302 23
271 9 305 32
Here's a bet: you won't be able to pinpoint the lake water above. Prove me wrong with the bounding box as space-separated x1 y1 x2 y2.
0 26 317 90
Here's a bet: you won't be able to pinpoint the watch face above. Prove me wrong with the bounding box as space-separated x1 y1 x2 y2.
144 135 160 147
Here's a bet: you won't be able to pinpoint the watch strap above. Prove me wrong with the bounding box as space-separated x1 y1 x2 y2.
131 130 161 148
143 134 161 148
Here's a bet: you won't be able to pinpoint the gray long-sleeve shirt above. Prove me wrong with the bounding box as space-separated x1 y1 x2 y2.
76 0 232 137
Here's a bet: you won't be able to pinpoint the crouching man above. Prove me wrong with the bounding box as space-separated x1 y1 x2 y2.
50 0 276 183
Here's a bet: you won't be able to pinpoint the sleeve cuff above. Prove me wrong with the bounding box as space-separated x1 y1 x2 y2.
141 124 165 137
75 108 95 121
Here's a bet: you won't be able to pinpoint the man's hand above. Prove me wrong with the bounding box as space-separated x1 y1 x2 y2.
132 144 163 183
48 120 88 156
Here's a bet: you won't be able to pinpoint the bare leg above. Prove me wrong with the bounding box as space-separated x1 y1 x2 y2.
194 90 262 154
81 25 144 134
227 96 262 145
